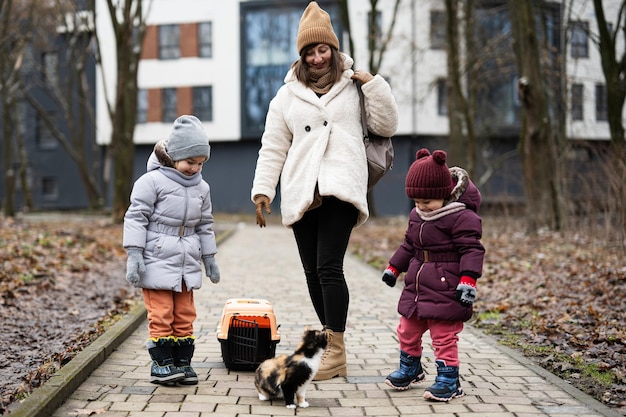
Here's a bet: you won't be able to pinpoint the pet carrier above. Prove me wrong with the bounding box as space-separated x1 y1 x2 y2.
216 298 280 371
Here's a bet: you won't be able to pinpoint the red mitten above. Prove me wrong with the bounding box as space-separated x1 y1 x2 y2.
382 265 400 287
455 276 477 307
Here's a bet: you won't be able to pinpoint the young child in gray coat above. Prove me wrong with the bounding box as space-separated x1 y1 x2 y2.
123 115 220 386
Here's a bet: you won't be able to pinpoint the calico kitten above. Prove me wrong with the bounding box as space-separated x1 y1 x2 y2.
254 328 327 409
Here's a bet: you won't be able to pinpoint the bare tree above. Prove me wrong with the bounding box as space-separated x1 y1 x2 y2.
0 0 35 216
444 0 478 176
337 0 400 217
19 0 103 209
592 0 626 150
93 0 149 222
589 0 626 243
508 0 564 232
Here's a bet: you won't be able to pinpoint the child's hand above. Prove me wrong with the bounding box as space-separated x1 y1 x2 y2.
455 276 477 306
203 255 221 283
126 248 145 287
382 265 399 287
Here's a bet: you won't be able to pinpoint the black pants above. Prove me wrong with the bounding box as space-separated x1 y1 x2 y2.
292 197 358 332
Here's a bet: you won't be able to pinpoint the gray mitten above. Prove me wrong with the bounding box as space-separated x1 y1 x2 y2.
126 248 146 287
203 255 221 284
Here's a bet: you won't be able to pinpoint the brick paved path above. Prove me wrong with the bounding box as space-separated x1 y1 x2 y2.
49 224 619 417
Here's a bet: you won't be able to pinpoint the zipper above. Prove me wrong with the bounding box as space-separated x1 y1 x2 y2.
180 189 189 283
414 222 426 303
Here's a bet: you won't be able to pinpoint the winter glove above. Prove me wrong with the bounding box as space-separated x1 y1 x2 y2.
125 248 146 287
253 194 271 228
203 255 221 284
382 265 400 288
351 70 375 84
455 276 477 307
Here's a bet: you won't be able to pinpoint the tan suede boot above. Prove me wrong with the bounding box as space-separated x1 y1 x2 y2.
313 330 347 380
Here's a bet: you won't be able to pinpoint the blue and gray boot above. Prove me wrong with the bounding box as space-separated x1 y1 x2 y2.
423 359 464 401
148 337 185 386
385 350 425 390
172 337 199 385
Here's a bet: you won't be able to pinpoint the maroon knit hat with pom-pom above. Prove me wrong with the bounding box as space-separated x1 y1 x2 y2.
405 148 453 199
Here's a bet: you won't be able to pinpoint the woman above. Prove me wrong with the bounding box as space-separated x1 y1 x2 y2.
251 1 398 380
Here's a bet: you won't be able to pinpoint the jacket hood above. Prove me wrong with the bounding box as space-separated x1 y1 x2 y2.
447 167 481 213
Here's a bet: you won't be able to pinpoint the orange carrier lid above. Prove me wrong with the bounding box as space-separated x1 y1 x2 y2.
216 298 280 341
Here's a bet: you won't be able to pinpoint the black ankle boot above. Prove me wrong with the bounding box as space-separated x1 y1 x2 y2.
172 337 198 385
148 338 185 385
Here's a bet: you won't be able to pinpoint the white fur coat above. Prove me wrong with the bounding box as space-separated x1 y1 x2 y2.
251 54 398 227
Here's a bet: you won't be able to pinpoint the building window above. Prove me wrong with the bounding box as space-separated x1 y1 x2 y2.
570 21 588 58
41 177 59 201
571 83 583 121
436 79 447 116
198 22 212 58
595 84 607 121
37 115 57 149
42 51 58 85
159 24 180 59
162 88 178 122
430 10 446 50
193 86 213 121
17 101 28 137
136 89 148 124
241 2 342 137
367 11 382 52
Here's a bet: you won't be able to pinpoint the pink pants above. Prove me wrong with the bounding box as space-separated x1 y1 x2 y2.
397 314 464 367
142 283 196 339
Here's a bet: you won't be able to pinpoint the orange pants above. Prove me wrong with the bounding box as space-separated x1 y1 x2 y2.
142 284 196 339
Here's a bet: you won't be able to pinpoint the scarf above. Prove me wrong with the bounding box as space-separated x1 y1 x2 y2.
158 166 202 187
416 202 466 221
309 67 333 94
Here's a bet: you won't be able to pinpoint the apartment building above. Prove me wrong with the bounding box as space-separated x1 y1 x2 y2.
1 0 621 214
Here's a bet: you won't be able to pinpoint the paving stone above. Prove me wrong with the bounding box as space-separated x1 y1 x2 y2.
43 225 619 417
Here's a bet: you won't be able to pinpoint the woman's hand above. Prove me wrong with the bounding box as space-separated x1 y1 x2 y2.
351 70 374 84
253 194 271 227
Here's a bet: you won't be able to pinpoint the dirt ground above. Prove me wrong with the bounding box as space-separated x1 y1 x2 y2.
0 213 624 415
0 215 139 414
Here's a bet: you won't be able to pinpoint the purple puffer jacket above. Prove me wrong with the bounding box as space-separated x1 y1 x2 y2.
389 167 485 322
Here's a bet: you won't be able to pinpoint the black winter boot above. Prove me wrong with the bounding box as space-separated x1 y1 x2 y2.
172 337 198 385
423 360 464 401
148 338 185 385
385 350 425 390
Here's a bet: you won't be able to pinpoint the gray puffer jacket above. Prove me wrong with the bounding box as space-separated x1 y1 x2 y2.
123 143 217 292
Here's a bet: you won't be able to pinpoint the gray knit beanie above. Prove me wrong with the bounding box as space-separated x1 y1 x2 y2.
167 115 210 161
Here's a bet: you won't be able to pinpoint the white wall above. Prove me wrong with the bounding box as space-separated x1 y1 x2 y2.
95 0 622 147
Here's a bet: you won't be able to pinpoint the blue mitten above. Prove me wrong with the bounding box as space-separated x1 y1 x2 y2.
203 255 221 284
455 276 477 307
126 248 145 287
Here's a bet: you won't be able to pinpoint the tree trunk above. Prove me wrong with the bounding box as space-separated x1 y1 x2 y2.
445 0 465 167
105 0 144 223
592 0 626 151
508 0 562 232
2 97 16 217
445 0 477 177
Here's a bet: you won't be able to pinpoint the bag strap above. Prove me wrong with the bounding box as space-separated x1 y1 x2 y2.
354 80 369 142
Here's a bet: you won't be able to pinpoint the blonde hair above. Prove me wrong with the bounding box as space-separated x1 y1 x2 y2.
291 46 343 87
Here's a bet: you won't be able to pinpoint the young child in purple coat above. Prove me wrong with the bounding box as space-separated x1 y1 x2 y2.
382 148 485 401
